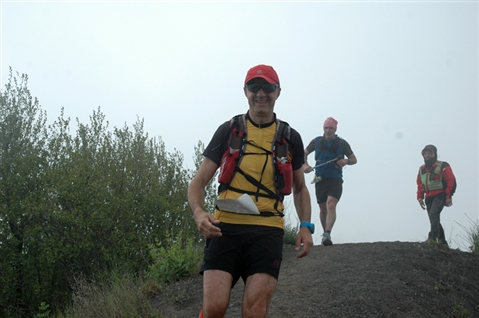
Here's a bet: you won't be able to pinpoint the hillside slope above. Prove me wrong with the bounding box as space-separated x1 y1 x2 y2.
152 241 479 318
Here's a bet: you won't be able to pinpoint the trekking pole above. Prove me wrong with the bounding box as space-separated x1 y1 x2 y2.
307 156 343 184
309 156 342 171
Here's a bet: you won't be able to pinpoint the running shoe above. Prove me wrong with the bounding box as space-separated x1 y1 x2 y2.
321 233 333 246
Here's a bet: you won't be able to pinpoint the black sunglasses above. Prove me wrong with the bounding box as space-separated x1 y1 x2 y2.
245 83 279 94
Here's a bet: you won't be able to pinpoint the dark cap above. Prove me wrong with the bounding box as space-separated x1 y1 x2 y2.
421 144 437 156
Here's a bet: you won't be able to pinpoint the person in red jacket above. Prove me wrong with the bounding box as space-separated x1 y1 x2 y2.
416 145 456 245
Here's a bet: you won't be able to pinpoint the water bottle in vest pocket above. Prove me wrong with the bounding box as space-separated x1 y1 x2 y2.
275 157 292 195
218 147 240 184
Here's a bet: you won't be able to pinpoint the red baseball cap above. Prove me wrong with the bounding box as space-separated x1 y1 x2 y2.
244 64 280 85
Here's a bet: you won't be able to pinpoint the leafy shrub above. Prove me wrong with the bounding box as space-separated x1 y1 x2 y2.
146 236 203 286
452 304 471 318
283 211 299 245
35 302 51 318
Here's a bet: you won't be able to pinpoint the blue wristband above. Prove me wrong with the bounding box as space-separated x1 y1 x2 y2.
300 222 315 234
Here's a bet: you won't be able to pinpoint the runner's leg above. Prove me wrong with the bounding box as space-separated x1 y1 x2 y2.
202 270 233 318
319 202 327 232
325 196 338 232
242 273 277 318
427 195 445 240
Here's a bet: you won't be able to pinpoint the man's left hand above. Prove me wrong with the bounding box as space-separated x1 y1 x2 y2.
336 158 349 168
295 227 313 258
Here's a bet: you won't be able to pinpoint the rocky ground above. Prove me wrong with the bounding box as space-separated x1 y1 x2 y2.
152 241 479 318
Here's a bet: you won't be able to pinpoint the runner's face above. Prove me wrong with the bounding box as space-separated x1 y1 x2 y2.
422 150 434 160
244 78 280 121
323 126 336 140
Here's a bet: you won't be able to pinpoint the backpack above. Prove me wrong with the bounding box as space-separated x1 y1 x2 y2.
314 136 344 178
315 136 344 161
217 114 292 216
440 161 457 196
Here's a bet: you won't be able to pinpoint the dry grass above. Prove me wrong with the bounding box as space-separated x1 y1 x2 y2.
56 273 163 318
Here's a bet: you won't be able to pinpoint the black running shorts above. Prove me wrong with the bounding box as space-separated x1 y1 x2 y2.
200 223 284 287
315 178 344 204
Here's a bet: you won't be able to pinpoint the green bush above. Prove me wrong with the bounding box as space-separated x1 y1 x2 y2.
452 304 471 318
283 211 299 245
1 69 207 315
35 302 51 318
146 236 203 286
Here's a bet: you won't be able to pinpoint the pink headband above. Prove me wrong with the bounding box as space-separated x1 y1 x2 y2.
323 117 338 129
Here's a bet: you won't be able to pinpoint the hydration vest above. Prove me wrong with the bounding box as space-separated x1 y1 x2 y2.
314 136 344 178
419 160 456 195
217 114 292 216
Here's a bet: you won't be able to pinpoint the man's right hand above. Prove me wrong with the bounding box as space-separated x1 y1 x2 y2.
188 158 222 238
303 163 313 174
194 210 222 238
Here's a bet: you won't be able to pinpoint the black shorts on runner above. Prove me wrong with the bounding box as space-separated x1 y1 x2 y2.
315 178 343 204
200 223 284 288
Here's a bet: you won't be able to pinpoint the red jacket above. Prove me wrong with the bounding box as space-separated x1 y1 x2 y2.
416 161 456 200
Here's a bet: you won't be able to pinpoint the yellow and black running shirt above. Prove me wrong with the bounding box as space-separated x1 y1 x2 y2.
203 113 305 229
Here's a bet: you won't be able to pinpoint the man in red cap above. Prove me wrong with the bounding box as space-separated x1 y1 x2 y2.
188 64 313 318
303 117 357 246
416 144 456 246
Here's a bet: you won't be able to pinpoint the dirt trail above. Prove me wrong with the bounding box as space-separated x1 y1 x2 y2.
153 241 479 318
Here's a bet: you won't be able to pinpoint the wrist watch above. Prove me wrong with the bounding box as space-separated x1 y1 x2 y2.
300 222 315 234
